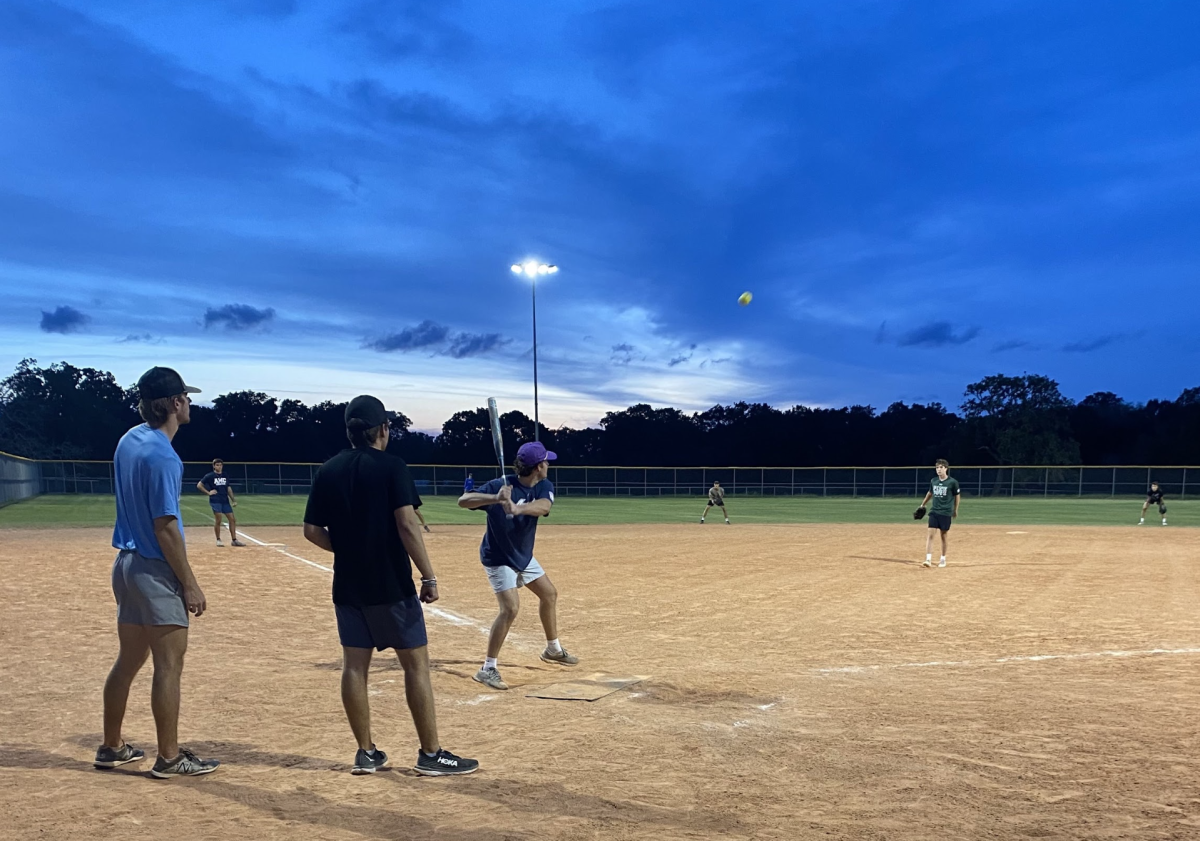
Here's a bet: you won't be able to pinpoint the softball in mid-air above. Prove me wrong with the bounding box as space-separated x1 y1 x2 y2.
738 291 752 306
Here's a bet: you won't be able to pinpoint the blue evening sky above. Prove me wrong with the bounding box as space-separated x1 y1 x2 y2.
2 0 1198 430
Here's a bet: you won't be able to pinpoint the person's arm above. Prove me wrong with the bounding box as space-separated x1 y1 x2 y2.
227 484 236 506
153 515 206 616
395 506 438 603
919 491 933 507
303 523 333 552
514 499 552 518
196 480 214 496
458 484 514 513
952 489 961 517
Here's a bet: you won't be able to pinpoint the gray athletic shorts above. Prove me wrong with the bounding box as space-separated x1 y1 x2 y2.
111 550 189 627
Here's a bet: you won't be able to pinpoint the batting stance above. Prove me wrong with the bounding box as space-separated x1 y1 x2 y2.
304 395 478 776
196 459 244 547
458 441 579 691
700 480 730 524
1140 481 1168 526
914 459 960 568
97 367 220 778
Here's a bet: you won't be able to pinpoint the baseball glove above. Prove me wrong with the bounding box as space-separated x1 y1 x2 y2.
913 506 927 520
1159 503 1167 515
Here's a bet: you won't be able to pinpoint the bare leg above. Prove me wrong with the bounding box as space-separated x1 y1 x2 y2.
721 504 730 521
700 503 710 520
395 646 439 753
485 588 520 659
147 625 189 760
940 530 948 556
525 575 559 642
925 528 935 555
341 647 374 750
213 512 222 541
102 623 151 748
227 512 238 542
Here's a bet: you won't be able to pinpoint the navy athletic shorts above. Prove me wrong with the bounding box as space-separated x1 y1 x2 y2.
209 499 233 515
927 512 952 531
335 596 428 651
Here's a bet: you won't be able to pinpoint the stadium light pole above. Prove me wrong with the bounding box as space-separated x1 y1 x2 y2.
510 261 558 441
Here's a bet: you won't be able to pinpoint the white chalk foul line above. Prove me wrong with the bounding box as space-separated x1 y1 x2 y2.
813 647 1200 675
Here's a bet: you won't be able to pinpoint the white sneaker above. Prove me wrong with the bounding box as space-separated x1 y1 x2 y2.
1162 520 1167 526
922 559 932 568
938 558 946 568
215 540 224 547
1138 519 1144 525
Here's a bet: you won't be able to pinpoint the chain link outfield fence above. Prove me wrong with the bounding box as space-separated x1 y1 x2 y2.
2 452 1194 502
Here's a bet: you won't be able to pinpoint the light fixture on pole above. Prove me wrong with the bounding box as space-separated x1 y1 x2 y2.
510 261 558 441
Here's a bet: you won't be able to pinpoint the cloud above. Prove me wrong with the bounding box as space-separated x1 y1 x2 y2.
1062 334 1124 352
446 332 508 358
611 343 636 365
39 305 89 334
897 322 981 348
993 339 1033 352
366 320 451 352
118 333 164 344
204 303 276 331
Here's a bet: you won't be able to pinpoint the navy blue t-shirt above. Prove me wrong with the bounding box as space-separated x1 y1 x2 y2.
478 476 554 571
201 471 230 500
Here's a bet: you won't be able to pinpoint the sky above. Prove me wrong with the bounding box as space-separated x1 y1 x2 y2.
2 0 1198 432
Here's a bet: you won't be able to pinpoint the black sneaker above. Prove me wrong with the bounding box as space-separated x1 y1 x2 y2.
150 748 220 778
352 745 388 775
414 748 479 776
94 742 145 769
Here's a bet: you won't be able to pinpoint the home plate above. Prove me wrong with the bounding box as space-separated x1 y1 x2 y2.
526 673 647 702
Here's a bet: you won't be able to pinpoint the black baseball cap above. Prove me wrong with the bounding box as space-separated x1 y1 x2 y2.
137 367 201 401
345 395 388 428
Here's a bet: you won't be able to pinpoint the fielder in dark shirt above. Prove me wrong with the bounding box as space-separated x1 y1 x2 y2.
1141 482 1167 526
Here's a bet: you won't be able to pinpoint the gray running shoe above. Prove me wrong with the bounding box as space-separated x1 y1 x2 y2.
540 647 579 666
352 745 388 775
151 748 220 779
230 539 246 547
215 540 224 547
414 748 478 776
472 667 509 690
94 743 145 769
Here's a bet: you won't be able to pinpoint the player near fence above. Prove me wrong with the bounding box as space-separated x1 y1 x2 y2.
700 480 730 524
97 366 220 778
197 459 245 547
914 459 960 568
303 395 478 776
458 441 579 691
1139 482 1168 526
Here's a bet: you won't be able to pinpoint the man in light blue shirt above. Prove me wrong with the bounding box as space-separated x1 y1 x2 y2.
96 367 220 779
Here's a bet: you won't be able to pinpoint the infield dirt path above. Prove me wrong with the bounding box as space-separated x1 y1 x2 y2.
2 523 1199 840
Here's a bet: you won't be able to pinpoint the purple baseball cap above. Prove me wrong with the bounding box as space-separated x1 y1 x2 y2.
515 441 556 467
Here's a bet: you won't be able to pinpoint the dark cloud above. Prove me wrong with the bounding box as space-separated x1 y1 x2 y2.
366 320 450 352
897 322 981 348
118 333 164 344
39 305 89 334
1063 334 1124 352
203 303 276 331
446 332 507 358
993 339 1033 352
335 0 474 63
611 343 636 365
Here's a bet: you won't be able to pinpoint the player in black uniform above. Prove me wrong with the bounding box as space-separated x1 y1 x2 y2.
1139 481 1167 526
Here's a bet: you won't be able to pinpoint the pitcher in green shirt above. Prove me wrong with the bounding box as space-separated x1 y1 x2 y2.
917 459 960 568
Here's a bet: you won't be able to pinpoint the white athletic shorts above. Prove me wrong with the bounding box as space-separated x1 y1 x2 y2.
484 558 546 594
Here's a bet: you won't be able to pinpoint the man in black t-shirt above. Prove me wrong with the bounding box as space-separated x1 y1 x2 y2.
1139 482 1167 526
303 395 477 777
196 459 244 547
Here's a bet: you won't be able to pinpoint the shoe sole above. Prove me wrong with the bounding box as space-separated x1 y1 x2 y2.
539 653 579 666
94 756 143 769
150 765 220 779
472 674 509 690
351 765 386 775
413 765 479 777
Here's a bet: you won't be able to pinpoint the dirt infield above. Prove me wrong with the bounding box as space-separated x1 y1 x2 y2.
2 522 1199 840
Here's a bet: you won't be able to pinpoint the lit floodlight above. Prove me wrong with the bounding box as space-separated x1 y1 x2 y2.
523 261 539 277
511 264 522 273
547 265 558 273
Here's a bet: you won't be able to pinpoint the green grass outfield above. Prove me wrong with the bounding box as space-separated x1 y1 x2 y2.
0 494 1194 529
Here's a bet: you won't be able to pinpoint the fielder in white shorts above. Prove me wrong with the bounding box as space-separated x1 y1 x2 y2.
457 441 579 690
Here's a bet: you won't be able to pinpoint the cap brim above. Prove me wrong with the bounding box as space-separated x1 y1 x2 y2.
183 385 202 394
544 450 557 461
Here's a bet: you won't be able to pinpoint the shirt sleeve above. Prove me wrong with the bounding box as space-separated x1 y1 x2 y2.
535 479 555 504
952 479 961 495
200 472 214 491
148 458 182 520
389 459 421 512
304 471 330 526
479 478 502 495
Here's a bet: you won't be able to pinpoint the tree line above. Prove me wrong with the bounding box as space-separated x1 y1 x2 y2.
1 358 1198 466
